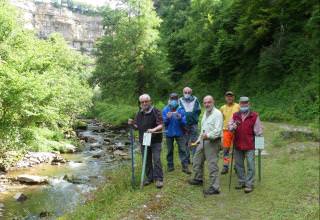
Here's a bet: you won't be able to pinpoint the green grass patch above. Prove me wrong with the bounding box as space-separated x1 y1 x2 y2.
63 122 319 220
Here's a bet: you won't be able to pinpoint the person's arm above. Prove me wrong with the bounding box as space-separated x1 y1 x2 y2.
207 111 223 140
148 109 163 133
162 107 170 126
195 98 201 116
254 115 263 136
128 113 138 129
178 109 187 126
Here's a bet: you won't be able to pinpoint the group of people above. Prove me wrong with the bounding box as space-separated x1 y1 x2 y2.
128 87 263 195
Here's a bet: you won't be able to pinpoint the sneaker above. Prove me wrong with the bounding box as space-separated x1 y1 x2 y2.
244 186 253 193
220 166 229 175
143 179 153 186
235 184 245 190
188 179 203 186
203 187 220 195
167 167 175 172
182 165 192 175
156 180 163 188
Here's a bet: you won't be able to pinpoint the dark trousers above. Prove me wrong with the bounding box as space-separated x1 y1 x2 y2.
141 142 163 181
166 136 188 168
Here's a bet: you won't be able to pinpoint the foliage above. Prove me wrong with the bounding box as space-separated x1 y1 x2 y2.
92 0 171 104
0 1 93 152
158 0 319 123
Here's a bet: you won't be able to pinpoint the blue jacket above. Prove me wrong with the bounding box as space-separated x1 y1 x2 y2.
162 105 186 137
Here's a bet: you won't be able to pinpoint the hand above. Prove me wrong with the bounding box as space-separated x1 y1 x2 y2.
202 133 209 140
167 112 172 118
128 119 134 125
147 128 155 133
191 140 200 148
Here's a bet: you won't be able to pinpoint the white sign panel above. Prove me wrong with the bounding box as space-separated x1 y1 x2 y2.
255 136 264 150
143 132 152 146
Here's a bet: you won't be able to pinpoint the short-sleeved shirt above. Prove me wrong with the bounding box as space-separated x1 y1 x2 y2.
220 103 240 130
134 107 163 144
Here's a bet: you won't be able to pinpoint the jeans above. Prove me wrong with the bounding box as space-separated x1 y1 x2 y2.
184 124 198 164
141 142 163 181
166 136 188 169
192 138 221 190
234 149 255 187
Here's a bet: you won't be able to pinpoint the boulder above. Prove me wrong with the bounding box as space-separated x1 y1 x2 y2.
14 193 28 202
64 144 78 153
92 150 105 158
113 150 130 160
16 175 48 185
63 174 89 184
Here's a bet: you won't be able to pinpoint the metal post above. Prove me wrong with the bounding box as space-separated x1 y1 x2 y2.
140 145 148 189
129 127 135 188
258 149 262 182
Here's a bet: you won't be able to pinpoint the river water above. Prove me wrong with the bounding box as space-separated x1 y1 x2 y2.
0 121 131 219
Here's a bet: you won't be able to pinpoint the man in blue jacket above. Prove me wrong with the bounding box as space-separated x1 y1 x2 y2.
163 93 191 174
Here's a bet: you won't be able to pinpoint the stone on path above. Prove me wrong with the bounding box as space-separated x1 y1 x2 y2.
14 193 28 202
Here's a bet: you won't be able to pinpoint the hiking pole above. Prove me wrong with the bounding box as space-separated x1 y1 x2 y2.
140 132 152 189
129 125 136 188
201 130 207 198
229 121 240 192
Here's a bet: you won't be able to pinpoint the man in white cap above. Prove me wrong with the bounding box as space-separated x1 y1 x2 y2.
228 96 263 193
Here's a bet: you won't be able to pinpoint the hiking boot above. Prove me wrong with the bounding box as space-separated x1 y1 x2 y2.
244 186 253 193
167 167 175 172
182 165 192 175
155 180 163 189
235 184 245 190
188 179 203 186
143 179 153 186
203 187 220 195
220 166 229 175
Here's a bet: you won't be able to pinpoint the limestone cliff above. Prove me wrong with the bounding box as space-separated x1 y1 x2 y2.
10 0 104 54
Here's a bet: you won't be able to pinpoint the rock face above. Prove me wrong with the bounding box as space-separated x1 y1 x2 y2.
16 175 48 185
10 0 104 54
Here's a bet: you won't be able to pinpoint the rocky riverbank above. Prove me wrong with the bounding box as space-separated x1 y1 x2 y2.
0 119 134 219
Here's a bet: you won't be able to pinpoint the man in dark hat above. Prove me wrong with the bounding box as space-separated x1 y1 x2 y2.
219 91 240 174
162 93 191 174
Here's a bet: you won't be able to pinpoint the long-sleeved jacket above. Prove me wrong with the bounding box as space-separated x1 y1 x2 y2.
179 96 201 125
197 107 223 142
162 105 186 137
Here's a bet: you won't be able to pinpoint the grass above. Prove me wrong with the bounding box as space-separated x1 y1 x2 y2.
61 122 319 220
87 101 138 126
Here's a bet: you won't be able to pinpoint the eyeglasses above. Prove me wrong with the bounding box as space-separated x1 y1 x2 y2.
184 92 192 94
140 100 150 104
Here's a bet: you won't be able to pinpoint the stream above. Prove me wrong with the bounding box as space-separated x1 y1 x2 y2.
0 120 132 219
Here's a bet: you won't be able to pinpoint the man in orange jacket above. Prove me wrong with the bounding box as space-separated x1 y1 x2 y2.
219 91 240 175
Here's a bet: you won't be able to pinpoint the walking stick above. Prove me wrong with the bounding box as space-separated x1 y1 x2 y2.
201 130 206 197
129 126 136 188
229 121 240 192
